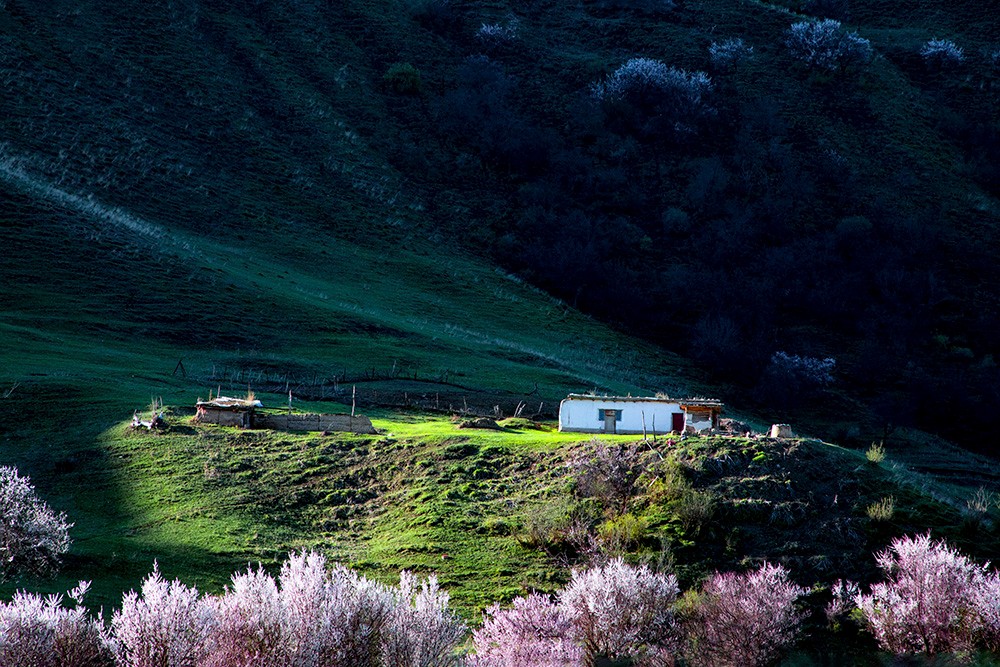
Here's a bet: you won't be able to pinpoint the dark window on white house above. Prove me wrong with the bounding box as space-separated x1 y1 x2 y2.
598 409 623 421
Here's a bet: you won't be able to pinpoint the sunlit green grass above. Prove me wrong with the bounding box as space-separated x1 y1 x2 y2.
372 413 637 450
0 408 635 615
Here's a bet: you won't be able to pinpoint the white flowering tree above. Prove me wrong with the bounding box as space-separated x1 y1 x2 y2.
472 559 809 667
111 552 466 667
785 19 872 72
469 594 582 667
560 558 679 665
112 563 216 667
476 20 518 51
0 466 72 581
0 581 112 667
920 39 964 70
472 559 678 666
384 570 466 667
592 57 713 140
709 38 754 72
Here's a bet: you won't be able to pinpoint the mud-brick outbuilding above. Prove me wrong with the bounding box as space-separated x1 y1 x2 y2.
194 396 261 428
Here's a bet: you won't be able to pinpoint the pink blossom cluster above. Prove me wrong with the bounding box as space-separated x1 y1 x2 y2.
855 533 1000 655
684 563 807 667
0 552 465 667
9 536 1000 665
470 559 805 667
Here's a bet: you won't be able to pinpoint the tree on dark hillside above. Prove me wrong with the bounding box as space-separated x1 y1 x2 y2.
505 208 654 317
409 0 460 33
803 0 850 20
785 19 872 73
475 19 519 53
708 38 754 73
437 56 552 176
438 55 511 136
592 58 714 146
757 352 836 410
690 308 772 381
594 0 677 16
921 39 965 71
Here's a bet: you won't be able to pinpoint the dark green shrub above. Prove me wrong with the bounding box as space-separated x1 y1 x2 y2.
673 488 716 534
597 513 648 553
384 62 422 95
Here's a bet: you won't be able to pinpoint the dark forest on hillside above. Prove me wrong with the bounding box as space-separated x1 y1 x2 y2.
395 0 1000 450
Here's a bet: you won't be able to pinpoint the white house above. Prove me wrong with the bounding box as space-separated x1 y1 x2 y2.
558 394 723 435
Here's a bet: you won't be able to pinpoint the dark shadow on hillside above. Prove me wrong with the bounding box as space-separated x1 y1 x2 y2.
0 380 266 610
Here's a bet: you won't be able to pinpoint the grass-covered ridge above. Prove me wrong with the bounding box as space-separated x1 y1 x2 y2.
5 402 998 626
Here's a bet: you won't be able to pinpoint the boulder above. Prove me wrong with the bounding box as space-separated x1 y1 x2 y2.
769 423 795 438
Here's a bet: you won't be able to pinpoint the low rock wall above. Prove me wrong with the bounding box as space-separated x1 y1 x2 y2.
254 413 376 434
195 408 251 428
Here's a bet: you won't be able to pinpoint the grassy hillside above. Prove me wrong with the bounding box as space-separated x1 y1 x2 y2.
0 0 722 404
5 405 999 625
1 0 997 433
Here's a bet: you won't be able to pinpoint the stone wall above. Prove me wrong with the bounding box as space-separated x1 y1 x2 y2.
196 407 251 428
254 413 376 434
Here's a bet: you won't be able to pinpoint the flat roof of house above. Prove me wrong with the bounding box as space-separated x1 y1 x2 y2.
565 394 723 407
195 396 264 409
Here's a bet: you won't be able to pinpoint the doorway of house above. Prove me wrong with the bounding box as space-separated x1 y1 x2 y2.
671 412 685 433
604 409 617 434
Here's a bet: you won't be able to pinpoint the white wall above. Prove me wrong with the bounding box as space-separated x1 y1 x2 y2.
687 414 713 432
558 398 685 435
